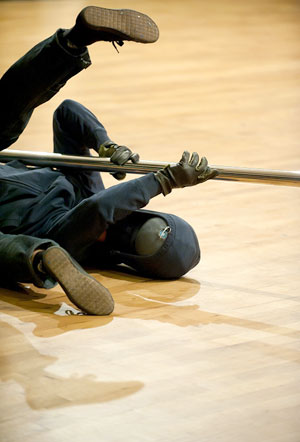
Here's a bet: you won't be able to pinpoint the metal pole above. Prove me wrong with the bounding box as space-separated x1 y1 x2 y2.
1 149 300 187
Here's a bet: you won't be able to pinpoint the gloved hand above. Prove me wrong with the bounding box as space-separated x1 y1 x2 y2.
155 151 218 195
98 141 139 180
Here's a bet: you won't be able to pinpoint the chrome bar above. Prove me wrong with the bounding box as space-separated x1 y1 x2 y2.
0 149 300 187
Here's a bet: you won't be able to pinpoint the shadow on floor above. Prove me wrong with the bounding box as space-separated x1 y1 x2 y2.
1 267 299 339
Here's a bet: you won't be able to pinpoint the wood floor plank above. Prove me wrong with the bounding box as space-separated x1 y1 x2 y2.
0 1 300 441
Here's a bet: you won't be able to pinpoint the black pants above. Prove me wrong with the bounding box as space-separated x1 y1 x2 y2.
0 29 91 149
0 29 92 288
0 31 200 287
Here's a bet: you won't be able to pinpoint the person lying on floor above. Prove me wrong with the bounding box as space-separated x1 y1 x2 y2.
0 5 217 315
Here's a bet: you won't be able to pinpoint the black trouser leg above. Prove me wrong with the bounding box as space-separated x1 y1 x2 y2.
52 99 110 195
0 232 58 288
0 29 91 150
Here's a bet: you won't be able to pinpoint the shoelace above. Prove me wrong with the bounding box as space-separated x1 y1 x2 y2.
112 40 124 53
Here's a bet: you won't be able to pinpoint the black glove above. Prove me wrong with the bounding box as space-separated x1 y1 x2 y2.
155 151 218 195
98 141 140 180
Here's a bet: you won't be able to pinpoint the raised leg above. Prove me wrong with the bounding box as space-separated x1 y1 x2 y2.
53 99 110 194
0 30 91 150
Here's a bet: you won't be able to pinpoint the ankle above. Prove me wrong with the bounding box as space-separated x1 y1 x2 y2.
59 29 86 54
31 249 47 276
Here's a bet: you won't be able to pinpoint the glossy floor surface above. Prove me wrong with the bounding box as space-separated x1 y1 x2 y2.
0 1 300 441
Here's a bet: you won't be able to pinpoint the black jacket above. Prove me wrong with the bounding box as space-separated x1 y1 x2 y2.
0 160 86 235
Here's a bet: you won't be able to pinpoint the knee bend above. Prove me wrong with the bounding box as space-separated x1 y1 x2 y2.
53 99 81 121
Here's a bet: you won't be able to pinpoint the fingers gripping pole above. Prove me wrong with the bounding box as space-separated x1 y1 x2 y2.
0 149 300 187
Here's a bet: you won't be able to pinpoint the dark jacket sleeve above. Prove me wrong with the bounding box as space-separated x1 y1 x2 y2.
0 231 58 288
45 173 162 260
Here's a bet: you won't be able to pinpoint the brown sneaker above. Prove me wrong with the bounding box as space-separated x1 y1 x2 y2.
42 246 114 315
67 6 159 47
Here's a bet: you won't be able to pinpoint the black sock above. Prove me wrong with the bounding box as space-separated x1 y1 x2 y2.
32 251 47 277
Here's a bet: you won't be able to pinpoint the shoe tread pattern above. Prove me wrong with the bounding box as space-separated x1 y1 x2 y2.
42 247 114 316
82 6 159 43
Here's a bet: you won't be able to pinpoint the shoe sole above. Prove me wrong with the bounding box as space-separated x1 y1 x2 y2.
80 6 159 43
42 247 114 315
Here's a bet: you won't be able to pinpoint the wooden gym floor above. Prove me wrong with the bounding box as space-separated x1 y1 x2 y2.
0 1 300 441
